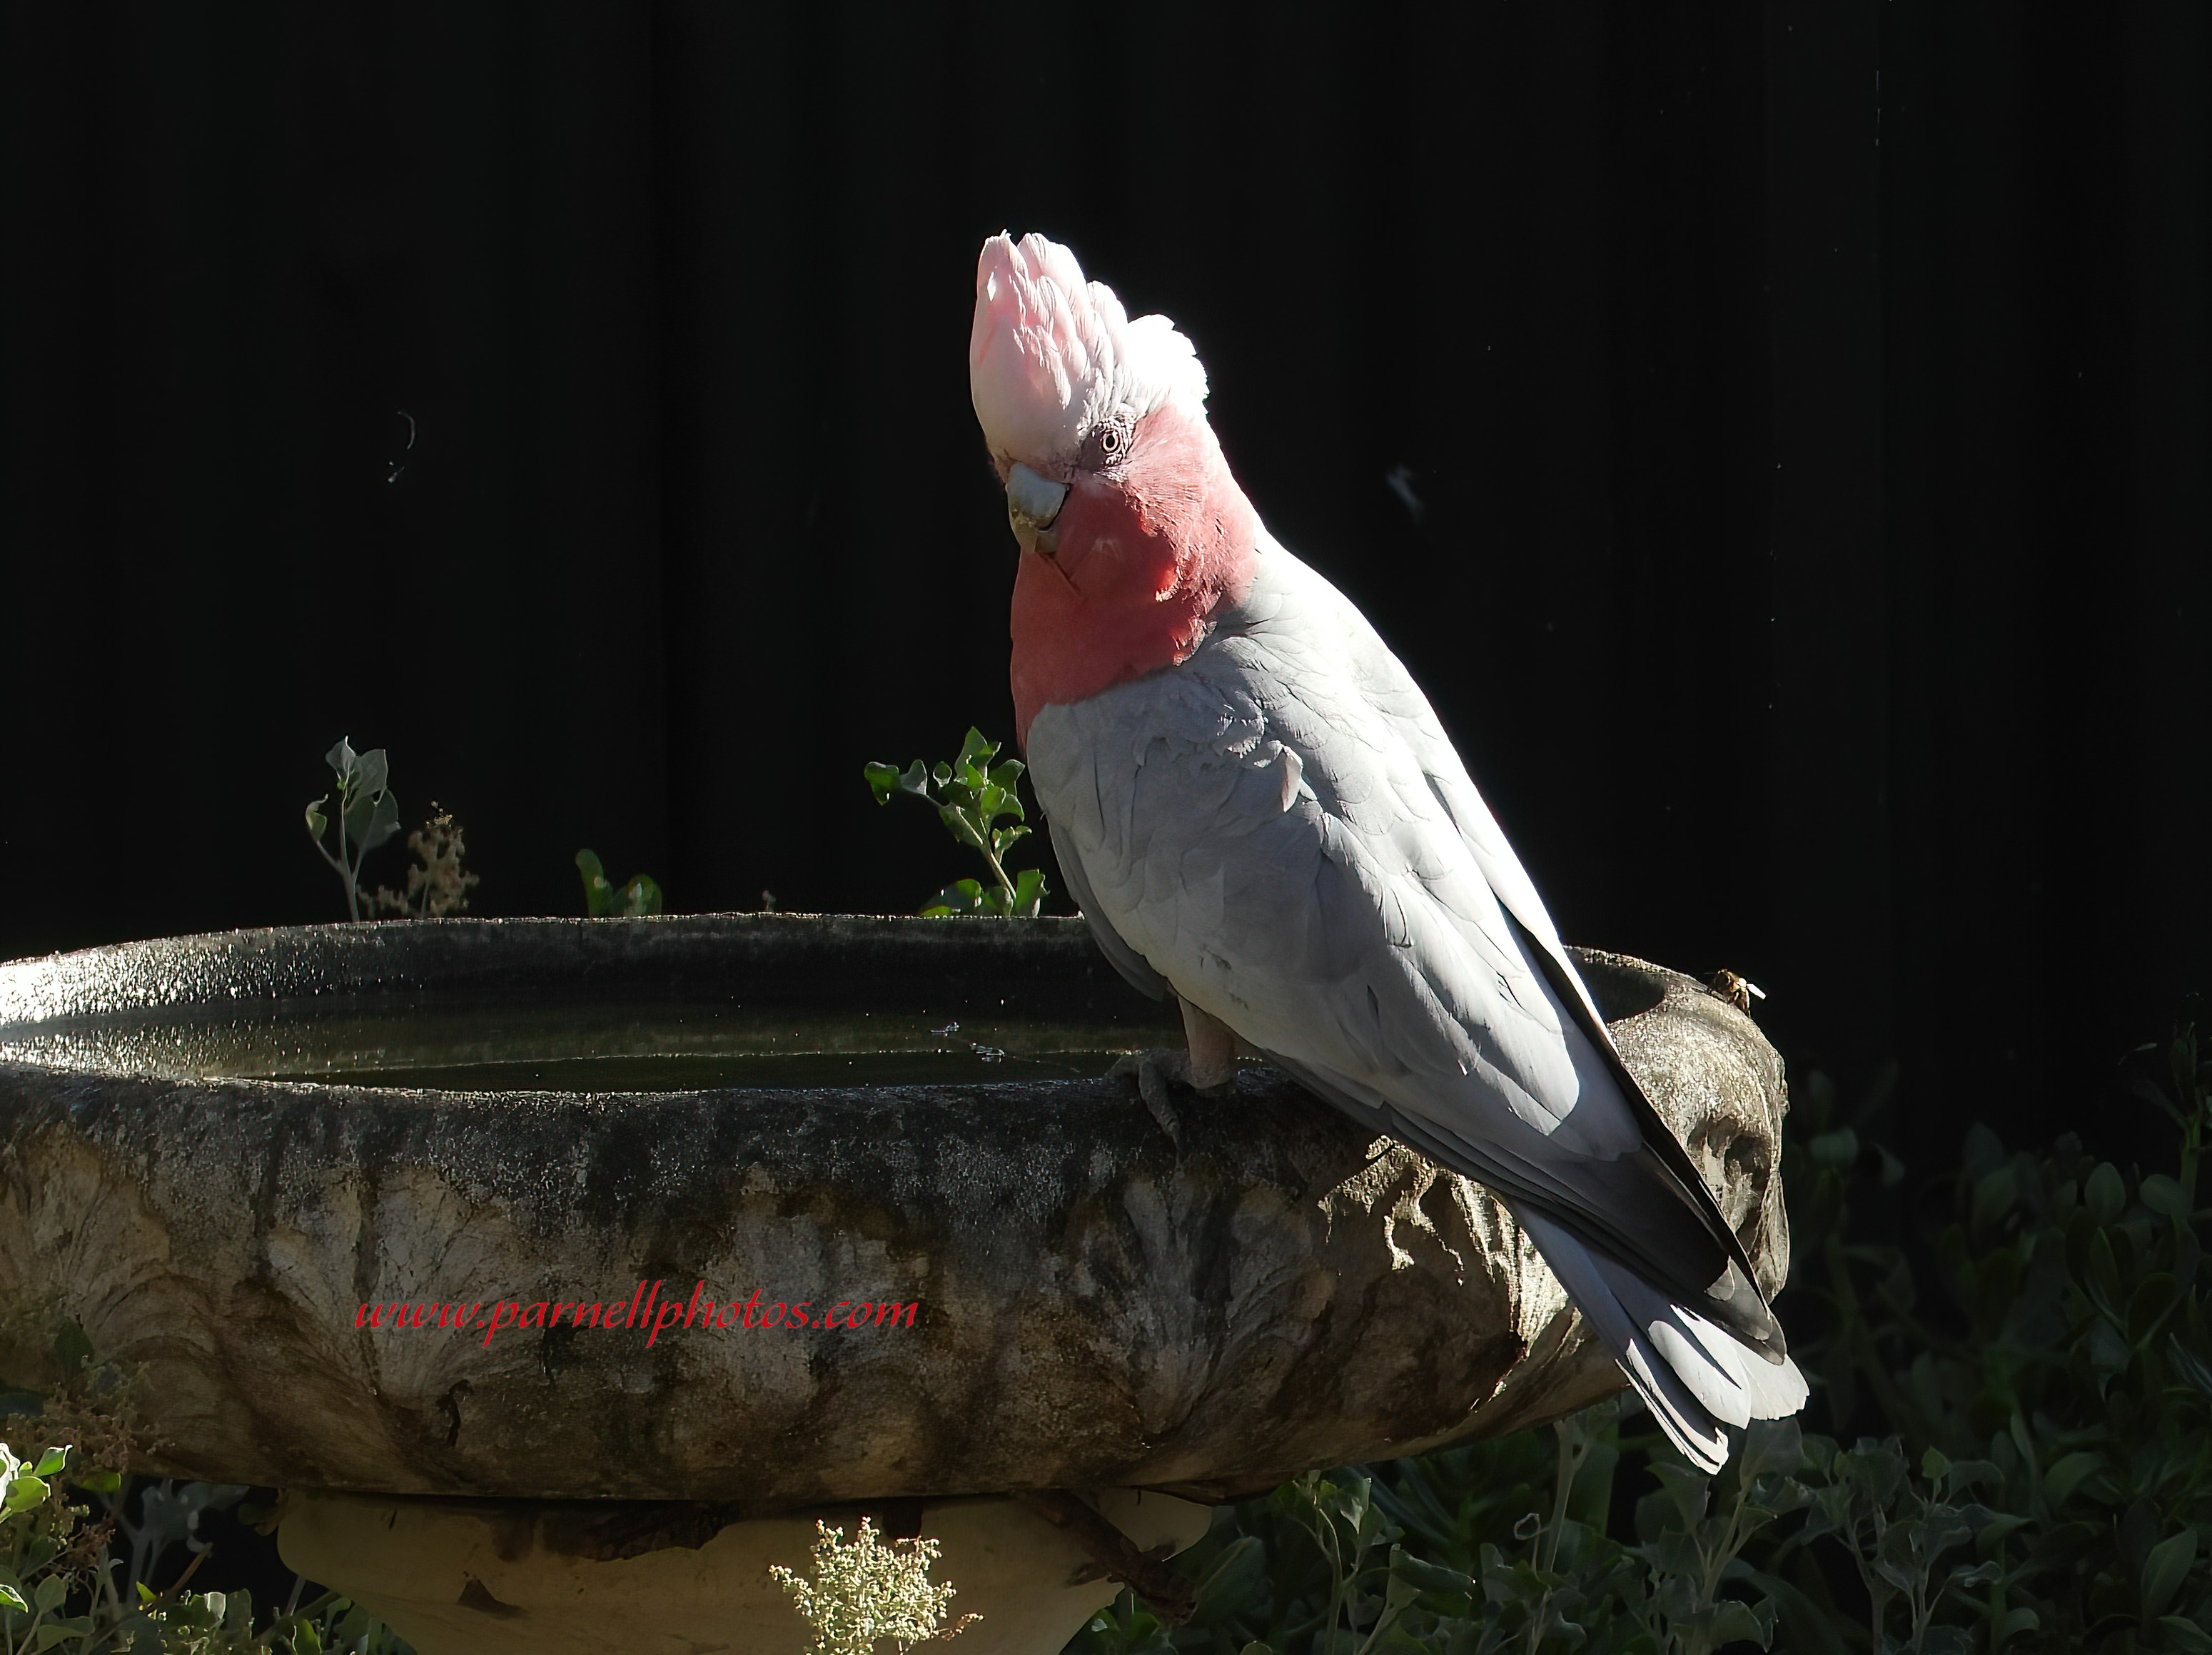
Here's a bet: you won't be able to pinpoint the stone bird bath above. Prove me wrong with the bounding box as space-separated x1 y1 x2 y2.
0 915 1793 1654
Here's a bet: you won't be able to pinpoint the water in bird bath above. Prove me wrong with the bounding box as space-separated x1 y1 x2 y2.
0 913 1183 1097
0 995 1148 1092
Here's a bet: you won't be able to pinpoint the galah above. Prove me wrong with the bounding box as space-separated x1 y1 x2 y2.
967 231 1806 1471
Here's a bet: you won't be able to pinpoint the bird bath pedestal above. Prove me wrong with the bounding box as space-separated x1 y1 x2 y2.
0 916 1794 1654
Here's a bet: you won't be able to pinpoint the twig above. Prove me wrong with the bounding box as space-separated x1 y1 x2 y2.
1014 1490 1197 1625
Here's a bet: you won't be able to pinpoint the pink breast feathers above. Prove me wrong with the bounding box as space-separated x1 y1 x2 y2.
1009 403 1262 744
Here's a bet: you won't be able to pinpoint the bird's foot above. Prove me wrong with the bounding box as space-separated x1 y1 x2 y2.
1107 1048 1234 1150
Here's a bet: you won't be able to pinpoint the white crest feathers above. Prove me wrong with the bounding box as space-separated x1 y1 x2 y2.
970 232 1209 465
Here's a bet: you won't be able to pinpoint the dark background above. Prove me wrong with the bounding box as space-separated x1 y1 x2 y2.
3 4 2206 1173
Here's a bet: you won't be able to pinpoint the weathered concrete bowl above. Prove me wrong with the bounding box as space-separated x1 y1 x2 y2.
0 914 1792 1652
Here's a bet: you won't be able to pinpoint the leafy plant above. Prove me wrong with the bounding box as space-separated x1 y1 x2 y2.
1077 1407 1753 1655
1772 1027 2212 1652
303 739 400 923
305 741 475 925
769 1517 977 1654
0 1326 412 1652
575 849 662 917
864 729 1049 918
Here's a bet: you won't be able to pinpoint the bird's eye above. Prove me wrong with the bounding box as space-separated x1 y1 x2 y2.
1099 426 1123 455
1088 420 1129 466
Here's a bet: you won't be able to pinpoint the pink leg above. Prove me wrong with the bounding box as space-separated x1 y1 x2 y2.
1181 998 1240 1090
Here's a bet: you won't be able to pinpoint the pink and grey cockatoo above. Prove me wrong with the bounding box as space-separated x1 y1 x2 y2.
967 231 1806 1471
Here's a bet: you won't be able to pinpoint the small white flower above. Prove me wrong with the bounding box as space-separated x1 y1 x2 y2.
769 1517 979 1655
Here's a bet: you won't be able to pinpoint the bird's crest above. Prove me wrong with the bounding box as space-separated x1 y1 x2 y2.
969 232 1208 466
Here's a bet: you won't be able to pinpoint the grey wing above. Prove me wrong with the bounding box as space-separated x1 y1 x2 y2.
1337 603 1776 1306
1049 819 1168 1002
1026 547 1778 1349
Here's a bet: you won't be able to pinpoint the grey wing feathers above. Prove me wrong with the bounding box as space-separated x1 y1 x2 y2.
1050 819 1169 1002
1385 675 1776 1334
1024 537 1803 1467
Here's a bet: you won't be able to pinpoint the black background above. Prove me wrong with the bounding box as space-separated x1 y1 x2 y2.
4 4 2206 1174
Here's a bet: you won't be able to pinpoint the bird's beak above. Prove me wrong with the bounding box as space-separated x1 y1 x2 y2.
1006 462 1068 557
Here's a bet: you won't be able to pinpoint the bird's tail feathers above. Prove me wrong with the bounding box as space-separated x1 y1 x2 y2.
1516 1208 1808 1474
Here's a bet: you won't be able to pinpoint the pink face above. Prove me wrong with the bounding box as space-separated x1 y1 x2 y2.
969 233 1261 742
999 398 1261 742
1026 403 1215 599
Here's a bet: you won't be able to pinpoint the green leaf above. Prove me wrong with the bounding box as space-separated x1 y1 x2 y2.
2158 1616 2212 1654
2089 1228 2126 1315
1993 1605 2039 1646
922 879 990 918
957 727 999 769
2141 1527 2197 1620
617 875 664 917
2086 1161 2126 1224
2171 1335 2212 1399
1704 1598 1775 1649
2042 1451 2104 1507
1972 1165 2019 1231
324 735 358 779
304 796 329 842
1740 1418 1807 1485
1390 1552 1476 1596
863 761 905 804
1735 1566 1851 1655
354 746 390 796
576 849 616 917
2128 1272 2181 1347
75 1469 121 1494
1010 866 1049 918
354 779 400 856
30 1447 66 1479
2141 1173 2192 1221
3 1474 46 1514
0 1584 22 1613
2088 1317 2131 1372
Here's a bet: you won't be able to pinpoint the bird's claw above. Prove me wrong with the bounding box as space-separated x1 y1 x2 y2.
1108 1048 1235 1150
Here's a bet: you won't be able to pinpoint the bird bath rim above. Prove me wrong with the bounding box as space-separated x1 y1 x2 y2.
0 913 1186 1097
